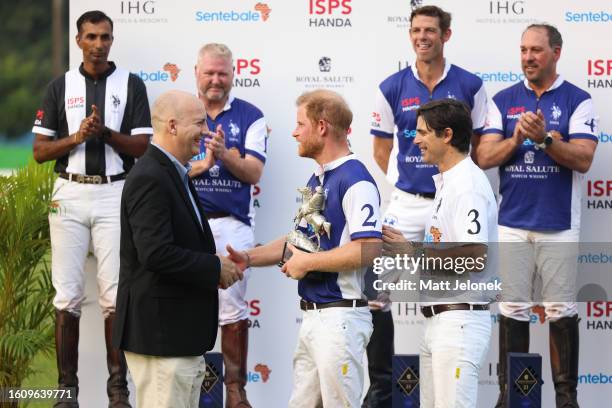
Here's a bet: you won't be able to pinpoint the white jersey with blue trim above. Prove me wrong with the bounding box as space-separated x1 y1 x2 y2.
371 62 487 194
192 95 267 226
297 154 382 303
483 76 599 231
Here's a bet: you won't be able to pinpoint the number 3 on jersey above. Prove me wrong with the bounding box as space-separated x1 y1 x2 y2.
467 209 480 235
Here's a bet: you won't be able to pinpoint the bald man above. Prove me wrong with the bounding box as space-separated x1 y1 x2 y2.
112 90 243 408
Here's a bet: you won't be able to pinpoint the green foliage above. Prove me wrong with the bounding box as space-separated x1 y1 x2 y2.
0 161 56 392
0 1 67 138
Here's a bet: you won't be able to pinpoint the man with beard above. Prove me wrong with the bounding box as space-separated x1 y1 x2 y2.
228 90 382 407
190 43 268 408
366 6 488 406
475 24 598 408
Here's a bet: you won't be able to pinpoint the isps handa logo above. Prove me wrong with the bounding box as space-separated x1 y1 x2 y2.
587 59 612 89
307 0 352 28
586 179 612 210
196 2 271 23
585 301 612 330
247 299 262 328
234 58 261 88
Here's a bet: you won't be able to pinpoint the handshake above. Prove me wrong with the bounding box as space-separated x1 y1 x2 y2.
217 244 250 289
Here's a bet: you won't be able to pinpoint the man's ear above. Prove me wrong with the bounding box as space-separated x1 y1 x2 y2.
318 119 328 136
168 119 178 135
443 128 454 144
75 33 82 49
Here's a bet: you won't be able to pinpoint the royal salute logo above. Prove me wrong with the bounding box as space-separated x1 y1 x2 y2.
397 365 419 396
387 0 421 29
318 57 332 72
307 0 353 28
295 56 354 90
234 58 261 88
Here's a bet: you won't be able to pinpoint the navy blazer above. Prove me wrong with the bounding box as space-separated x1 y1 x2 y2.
113 144 220 356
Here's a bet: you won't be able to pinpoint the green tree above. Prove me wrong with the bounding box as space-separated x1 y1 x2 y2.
0 161 56 404
0 1 67 139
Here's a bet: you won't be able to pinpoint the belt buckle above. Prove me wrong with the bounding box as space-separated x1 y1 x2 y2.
92 175 103 185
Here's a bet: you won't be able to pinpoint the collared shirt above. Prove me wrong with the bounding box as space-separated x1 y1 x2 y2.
32 61 153 176
421 157 499 306
483 76 599 230
370 61 487 195
191 94 267 226
297 153 382 303
152 142 202 228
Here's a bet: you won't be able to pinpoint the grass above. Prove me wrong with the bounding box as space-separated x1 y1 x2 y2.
0 146 32 169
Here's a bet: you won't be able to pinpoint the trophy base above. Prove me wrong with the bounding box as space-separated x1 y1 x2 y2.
279 241 326 281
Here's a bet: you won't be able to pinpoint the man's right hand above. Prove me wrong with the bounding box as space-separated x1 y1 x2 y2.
218 255 243 289
226 244 249 271
75 105 103 144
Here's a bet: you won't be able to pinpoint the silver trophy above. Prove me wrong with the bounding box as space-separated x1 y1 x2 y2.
280 186 331 280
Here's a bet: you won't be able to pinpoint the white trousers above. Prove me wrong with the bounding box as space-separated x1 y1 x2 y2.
49 177 123 316
497 225 579 321
288 306 373 408
209 216 254 325
124 351 206 408
420 310 491 408
382 188 435 241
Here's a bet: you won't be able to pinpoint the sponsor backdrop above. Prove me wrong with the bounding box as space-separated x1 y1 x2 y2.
68 0 611 406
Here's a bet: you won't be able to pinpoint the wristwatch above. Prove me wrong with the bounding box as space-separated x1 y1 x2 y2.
536 131 554 150
100 127 112 142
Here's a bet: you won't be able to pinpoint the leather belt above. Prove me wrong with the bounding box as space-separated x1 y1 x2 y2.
204 211 230 219
408 191 435 199
300 299 368 311
421 303 489 318
58 172 126 184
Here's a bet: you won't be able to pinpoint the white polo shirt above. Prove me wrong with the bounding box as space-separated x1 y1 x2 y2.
421 157 498 306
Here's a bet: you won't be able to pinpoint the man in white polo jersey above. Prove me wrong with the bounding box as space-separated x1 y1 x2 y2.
384 99 497 407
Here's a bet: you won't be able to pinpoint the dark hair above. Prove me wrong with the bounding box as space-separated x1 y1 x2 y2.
524 23 563 49
76 10 113 33
416 99 472 153
410 5 451 33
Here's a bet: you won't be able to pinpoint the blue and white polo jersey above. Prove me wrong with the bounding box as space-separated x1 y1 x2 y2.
192 95 267 226
297 155 382 303
483 76 599 231
371 62 487 194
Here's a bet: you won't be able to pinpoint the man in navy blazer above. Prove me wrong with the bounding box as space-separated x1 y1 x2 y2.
113 90 243 408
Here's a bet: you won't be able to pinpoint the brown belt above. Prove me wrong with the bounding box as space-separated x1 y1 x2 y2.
204 212 230 219
58 172 126 184
300 299 368 311
421 303 489 318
